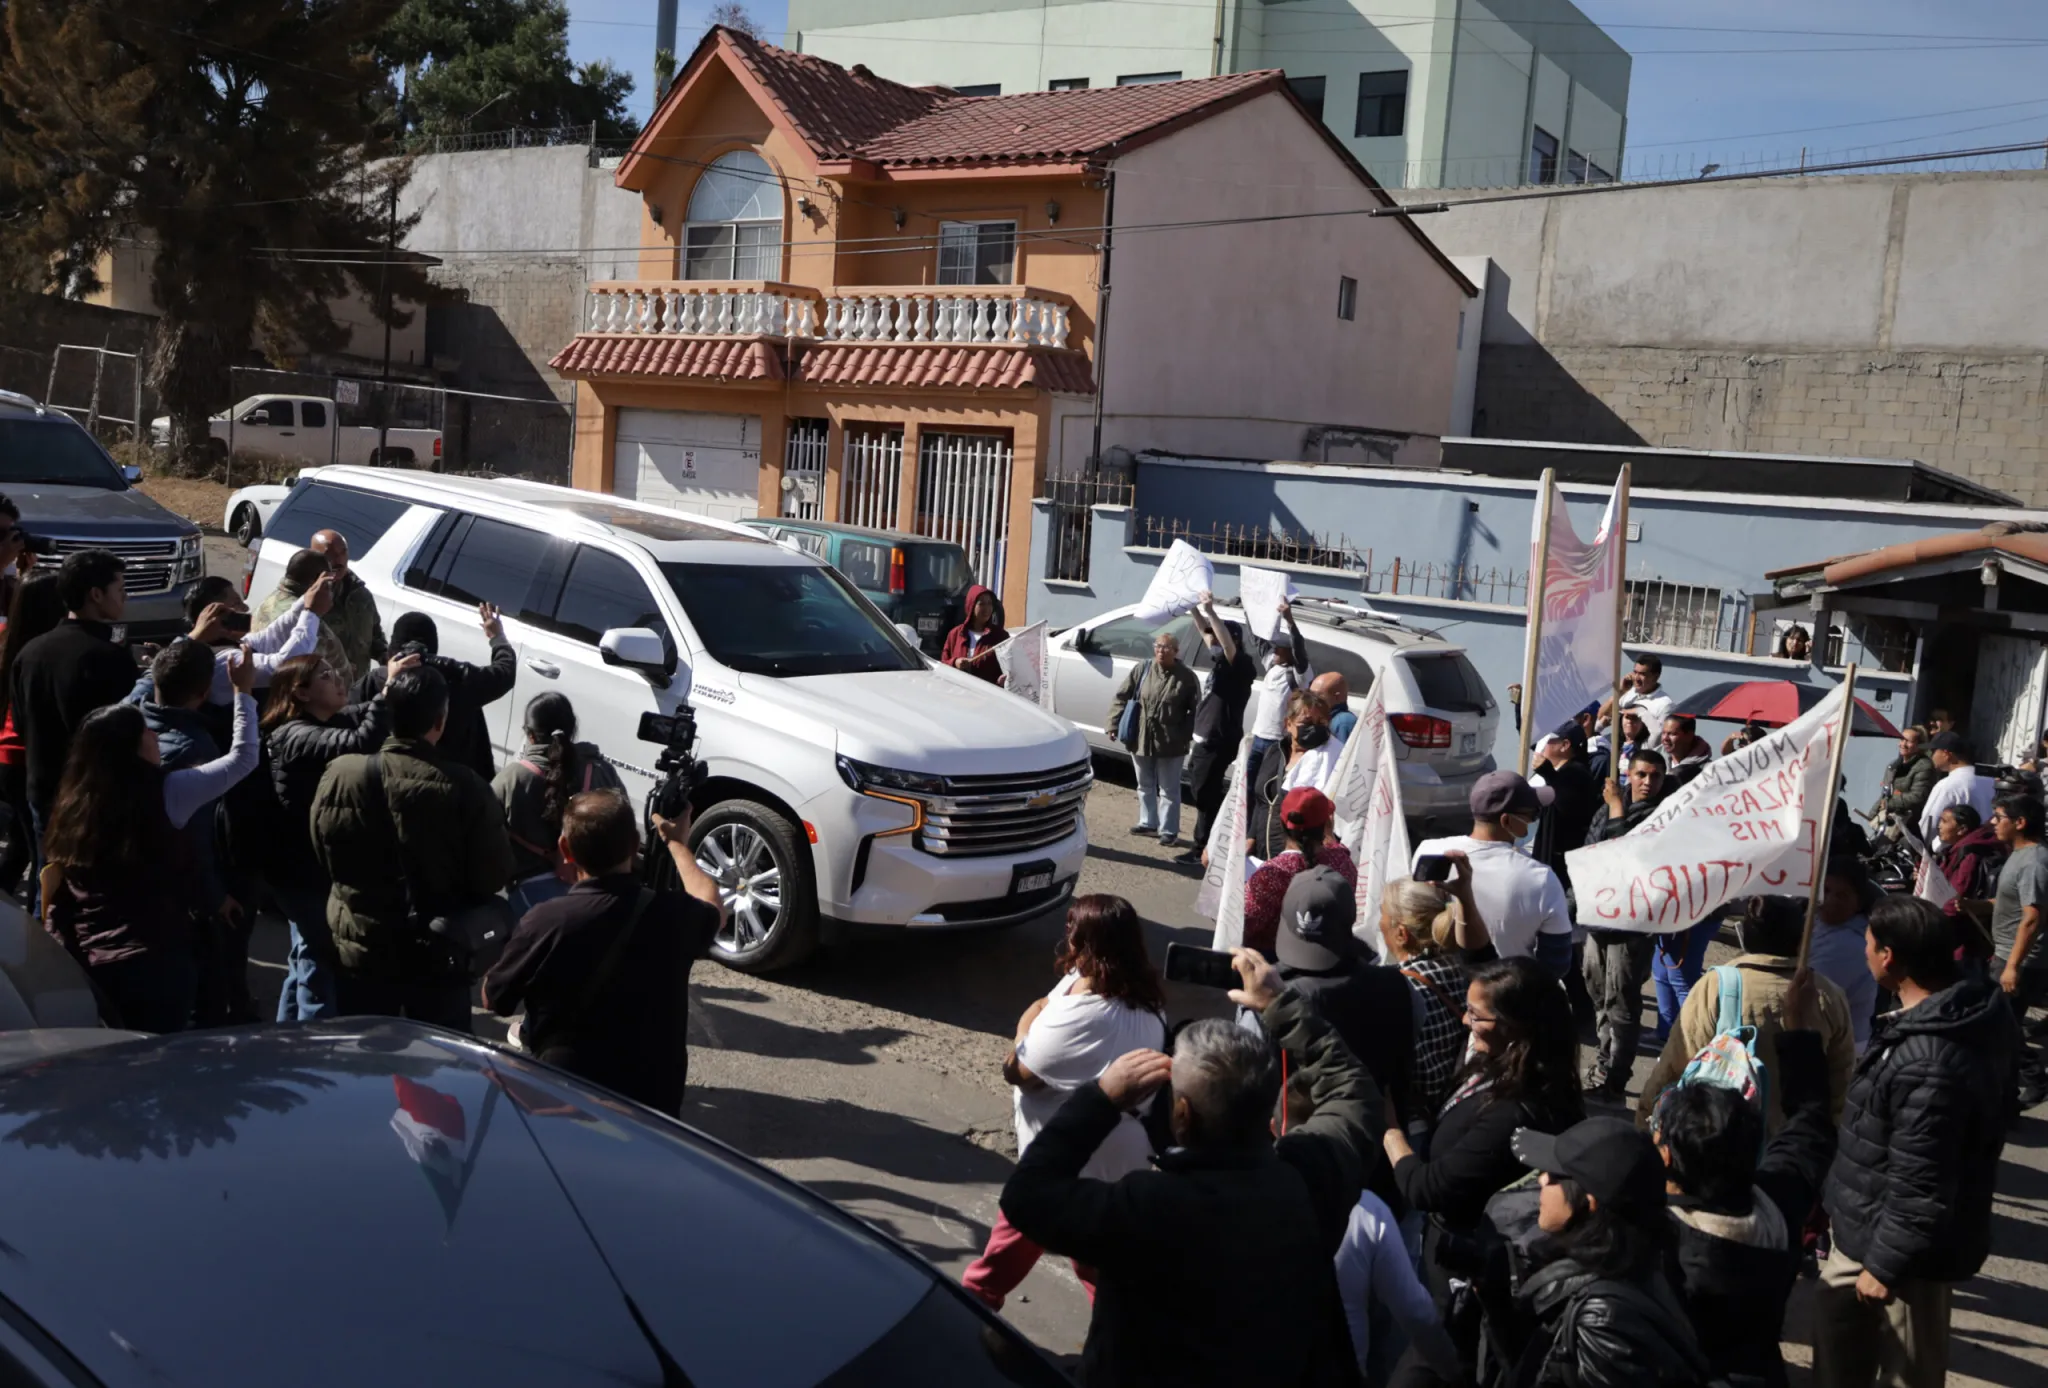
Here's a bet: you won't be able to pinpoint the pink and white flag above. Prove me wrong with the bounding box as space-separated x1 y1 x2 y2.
1525 474 1626 738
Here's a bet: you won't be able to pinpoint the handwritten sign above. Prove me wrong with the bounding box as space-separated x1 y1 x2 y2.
1565 683 1847 932
1133 540 1215 625
1238 565 1298 644
995 621 1049 707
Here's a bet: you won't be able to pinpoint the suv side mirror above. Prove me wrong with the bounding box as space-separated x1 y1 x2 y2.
1073 627 1093 653
119 465 142 484
600 627 672 686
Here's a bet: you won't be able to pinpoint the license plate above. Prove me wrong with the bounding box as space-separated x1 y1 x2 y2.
917 616 942 633
1460 733 1478 754
1011 859 1056 895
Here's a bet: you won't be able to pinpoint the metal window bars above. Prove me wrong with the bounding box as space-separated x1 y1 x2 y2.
1129 516 1530 606
1038 475 1135 582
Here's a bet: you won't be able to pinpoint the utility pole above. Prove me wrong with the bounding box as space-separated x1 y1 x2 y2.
656 0 679 96
377 170 396 467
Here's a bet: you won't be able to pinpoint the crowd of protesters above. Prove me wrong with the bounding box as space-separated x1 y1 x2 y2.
999 648 2037 1388
0 523 725 1118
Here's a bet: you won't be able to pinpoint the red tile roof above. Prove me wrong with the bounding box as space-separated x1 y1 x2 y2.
671 27 1281 169
550 335 782 381
799 344 1095 393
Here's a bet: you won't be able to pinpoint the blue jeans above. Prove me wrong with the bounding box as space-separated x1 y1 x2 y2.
274 882 338 1024
508 871 568 918
1131 753 1185 840
1652 921 1718 1040
1532 929 1577 984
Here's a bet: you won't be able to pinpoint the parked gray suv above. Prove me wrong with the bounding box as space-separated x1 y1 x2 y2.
0 392 203 640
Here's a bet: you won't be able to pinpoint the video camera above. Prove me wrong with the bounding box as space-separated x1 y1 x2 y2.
637 704 708 885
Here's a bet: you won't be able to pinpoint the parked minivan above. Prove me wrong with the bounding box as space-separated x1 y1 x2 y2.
735 519 974 655
0 390 204 641
1046 597 1498 833
246 467 1089 971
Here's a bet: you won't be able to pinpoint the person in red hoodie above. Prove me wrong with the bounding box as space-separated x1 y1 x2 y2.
941 584 1007 684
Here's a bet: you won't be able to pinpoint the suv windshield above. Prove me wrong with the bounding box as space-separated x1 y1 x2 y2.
662 561 923 677
0 420 124 489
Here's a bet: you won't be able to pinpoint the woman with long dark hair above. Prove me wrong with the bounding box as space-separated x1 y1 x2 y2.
493 692 623 915
962 894 1168 1311
264 650 404 1021
1382 956 1584 1386
44 655 259 1033
0 572 64 893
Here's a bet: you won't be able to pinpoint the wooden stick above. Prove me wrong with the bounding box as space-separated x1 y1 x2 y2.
1800 662 1861 968
1604 464 1633 789
1517 468 1557 776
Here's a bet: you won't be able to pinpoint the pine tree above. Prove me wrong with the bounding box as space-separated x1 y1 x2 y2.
0 2 438 461
382 0 635 146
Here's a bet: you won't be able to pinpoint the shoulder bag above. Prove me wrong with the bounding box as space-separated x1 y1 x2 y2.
363 752 518 980
1115 663 1148 749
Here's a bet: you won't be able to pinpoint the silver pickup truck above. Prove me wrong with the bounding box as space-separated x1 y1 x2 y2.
0 391 204 641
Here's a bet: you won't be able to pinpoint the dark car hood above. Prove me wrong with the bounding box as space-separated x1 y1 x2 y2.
6 482 198 539
0 1025 962 1387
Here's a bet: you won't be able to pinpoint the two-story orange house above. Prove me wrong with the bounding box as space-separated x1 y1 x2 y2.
553 26 1474 615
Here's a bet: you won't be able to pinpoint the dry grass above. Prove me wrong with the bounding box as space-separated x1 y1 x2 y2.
135 474 233 532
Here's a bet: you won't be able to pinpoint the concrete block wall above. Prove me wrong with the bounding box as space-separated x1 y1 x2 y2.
1405 172 2048 503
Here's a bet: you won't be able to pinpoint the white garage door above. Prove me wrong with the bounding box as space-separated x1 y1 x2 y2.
612 408 761 522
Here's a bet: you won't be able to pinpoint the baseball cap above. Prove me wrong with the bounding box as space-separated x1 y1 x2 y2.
1280 787 1335 832
1928 730 1973 758
1512 1118 1667 1209
1276 865 1358 971
1469 769 1554 820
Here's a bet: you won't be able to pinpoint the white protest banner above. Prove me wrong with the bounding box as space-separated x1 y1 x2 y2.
1132 540 1214 624
1327 683 1413 960
1524 472 1625 740
1564 682 1848 932
1238 565 1298 644
1195 737 1252 948
994 621 1049 707
1901 823 1958 910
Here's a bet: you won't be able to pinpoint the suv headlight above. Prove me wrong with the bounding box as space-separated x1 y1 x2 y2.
176 533 203 582
835 755 947 798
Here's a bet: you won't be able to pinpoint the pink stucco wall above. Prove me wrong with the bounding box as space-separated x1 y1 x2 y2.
1100 91 1469 463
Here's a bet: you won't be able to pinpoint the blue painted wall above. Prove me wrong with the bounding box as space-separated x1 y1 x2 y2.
1024 453 2024 808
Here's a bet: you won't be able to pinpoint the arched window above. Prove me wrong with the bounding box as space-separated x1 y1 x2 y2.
683 150 781 281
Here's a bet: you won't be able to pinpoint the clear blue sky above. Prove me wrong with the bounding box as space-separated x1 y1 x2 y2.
565 0 2048 175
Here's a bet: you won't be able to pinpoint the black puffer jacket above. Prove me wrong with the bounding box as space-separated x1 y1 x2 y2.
266 701 392 891
1823 972 2018 1288
1510 1255 1708 1388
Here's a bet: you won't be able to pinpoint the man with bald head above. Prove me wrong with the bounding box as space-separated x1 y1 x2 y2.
310 529 386 679
1310 670 1355 743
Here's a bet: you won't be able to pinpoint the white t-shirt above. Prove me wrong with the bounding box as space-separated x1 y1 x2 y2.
1251 659 1298 741
1281 740 1342 793
1013 972 1167 1180
1411 836 1572 958
1594 686 1674 754
1919 765 1995 845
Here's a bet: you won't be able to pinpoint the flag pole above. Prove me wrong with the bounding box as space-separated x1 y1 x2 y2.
1604 464 1632 789
1517 468 1557 775
1800 663 1861 967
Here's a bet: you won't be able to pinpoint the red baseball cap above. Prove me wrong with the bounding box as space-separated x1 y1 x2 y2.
1280 787 1335 831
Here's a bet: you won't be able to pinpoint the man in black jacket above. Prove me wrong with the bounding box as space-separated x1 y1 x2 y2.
348 604 515 780
12 549 136 840
1814 895 2018 1388
1002 949 1376 1387
1580 747 1668 1099
1179 596 1257 865
1277 866 1416 1132
1653 965 1836 1388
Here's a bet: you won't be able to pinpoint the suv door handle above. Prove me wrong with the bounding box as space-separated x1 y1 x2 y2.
525 657 560 678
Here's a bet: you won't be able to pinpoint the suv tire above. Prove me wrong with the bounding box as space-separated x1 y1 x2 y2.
690 799 818 972
232 504 261 547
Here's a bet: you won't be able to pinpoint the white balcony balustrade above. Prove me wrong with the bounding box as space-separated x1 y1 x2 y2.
583 283 1072 350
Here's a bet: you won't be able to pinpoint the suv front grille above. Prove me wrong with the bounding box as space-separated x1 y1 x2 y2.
915 759 1092 858
45 536 178 596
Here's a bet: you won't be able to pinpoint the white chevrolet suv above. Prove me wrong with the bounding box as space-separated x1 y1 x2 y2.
246 467 1090 971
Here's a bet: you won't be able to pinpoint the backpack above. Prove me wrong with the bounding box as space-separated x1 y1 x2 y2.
1660 965 1769 1126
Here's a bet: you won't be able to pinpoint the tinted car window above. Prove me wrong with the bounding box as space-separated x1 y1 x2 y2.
551 547 667 646
0 420 123 490
438 517 550 613
1407 651 1492 713
663 562 919 677
1303 640 1376 699
907 544 972 596
837 539 890 591
777 527 829 558
1085 613 1197 661
244 399 294 426
300 401 328 428
265 481 411 552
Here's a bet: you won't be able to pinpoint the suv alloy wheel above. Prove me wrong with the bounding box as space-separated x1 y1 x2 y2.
690 799 819 972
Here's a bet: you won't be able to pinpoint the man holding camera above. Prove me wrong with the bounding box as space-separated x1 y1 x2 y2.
348 604 516 781
484 791 726 1114
311 665 514 1029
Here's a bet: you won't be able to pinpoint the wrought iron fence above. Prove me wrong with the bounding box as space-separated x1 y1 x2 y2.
1625 580 1746 653
1040 475 1133 581
1364 558 1528 605
1128 514 1531 605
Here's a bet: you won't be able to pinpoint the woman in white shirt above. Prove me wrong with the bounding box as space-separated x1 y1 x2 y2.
962 894 1168 1311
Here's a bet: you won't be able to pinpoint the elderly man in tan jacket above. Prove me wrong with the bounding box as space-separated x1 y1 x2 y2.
1637 895 1859 1132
